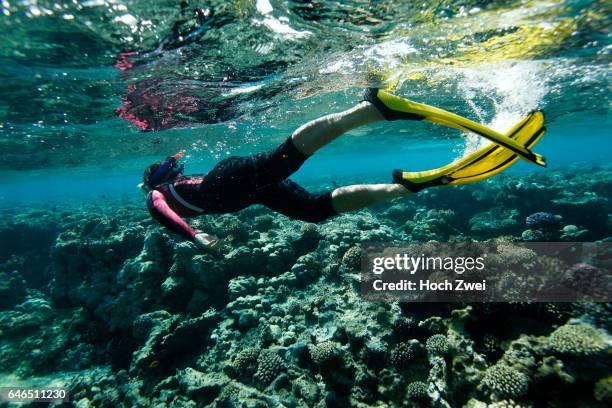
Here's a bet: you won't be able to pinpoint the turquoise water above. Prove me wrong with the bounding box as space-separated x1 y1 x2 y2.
0 0 610 206
1 115 610 206
0 2 611 407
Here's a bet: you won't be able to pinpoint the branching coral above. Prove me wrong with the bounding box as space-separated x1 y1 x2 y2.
253 350 285 386
232 347 260 378
549 322 607 356
426 334 449 355
341 245 361 270
309 341 339 365
388 343 415 369
481 364 529 399
406 381 429 400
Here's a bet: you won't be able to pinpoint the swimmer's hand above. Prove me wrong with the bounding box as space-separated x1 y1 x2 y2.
194 232 224 252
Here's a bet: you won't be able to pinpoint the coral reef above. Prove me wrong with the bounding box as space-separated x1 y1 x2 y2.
253 350 286 386
0 270 26 310
480 364 529 400
594 376 612 403
388 343 416 369
406 380 429 400
525 212 562 230
426 334 449 355
309 341 339 366
0 168 610 407
548 322 607 356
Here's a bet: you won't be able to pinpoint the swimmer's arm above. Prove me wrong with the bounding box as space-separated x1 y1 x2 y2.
194 232 223 251
147 190 197 241
147 191 223 250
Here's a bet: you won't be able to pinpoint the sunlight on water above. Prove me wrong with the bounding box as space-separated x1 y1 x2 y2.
457 60 549 156
0 0 609 188
0 3 610 407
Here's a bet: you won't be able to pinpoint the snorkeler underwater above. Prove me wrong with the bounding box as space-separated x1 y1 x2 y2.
0 0 610 407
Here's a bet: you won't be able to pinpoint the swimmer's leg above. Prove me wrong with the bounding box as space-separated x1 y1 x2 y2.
256 181 412 221
255 180 338 222
330 183 412 213
291 101 384 155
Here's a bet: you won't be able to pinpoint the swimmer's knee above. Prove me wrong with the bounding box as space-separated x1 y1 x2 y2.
298 191 338 223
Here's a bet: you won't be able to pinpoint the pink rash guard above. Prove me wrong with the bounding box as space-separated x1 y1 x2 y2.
146 177 205 241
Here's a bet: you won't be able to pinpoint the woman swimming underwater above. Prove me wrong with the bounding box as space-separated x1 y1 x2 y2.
141 89 546 250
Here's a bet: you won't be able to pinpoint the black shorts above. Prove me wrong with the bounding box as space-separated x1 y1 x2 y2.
192 138 337 223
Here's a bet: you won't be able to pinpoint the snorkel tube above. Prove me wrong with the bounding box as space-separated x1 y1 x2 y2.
149 151 185 187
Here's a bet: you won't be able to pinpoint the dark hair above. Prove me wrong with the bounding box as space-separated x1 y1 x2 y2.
143 161 162 189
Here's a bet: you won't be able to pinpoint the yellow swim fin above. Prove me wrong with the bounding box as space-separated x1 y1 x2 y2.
393 111 546 192
364 88 547 167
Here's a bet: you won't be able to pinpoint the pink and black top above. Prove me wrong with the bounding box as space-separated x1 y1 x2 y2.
146 138 337 241
146 177 206 241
